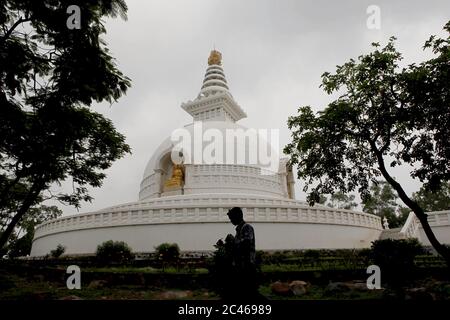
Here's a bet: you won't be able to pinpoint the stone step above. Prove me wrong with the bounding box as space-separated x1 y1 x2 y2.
379 227 406 240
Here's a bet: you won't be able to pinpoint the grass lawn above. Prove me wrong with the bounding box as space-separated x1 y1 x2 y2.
258 284 385 300
0 271 385 300
0 271 217 300
1 261 449 300
83 266 209 274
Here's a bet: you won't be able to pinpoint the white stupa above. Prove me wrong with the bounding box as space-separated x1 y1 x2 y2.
30 50 385 256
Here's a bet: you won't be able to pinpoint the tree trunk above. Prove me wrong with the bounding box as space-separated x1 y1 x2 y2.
371 143 450 266
0 182 42 250
0 174 22 208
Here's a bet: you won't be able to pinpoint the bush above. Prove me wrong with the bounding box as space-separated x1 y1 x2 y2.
357 248 372 265
50 244 66 258
96 240 134 264
208 237 235 299
370 238 424 286
154 243 180 265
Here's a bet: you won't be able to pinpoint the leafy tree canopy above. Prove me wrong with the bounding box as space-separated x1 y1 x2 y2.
362 180 408 228
0 0 131 249
413 182 450 212
326 191 357 210
284 21 450 263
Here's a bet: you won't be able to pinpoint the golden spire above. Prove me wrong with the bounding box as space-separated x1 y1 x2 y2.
208 49 222 65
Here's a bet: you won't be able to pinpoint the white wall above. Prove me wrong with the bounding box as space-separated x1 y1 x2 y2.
418 225 450 246
31 222 382 256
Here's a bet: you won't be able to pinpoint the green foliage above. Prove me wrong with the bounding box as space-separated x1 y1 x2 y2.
96 240 133 264
208 237 236 298
413 182 450 212
0 0 131 249
284 23 450 203
396 206 411 227
7 227 34 258
363 180 407 228
370 239 424 286
259 249 371 271
326 191 357 209
303 249 320 259
210 238 234 271
317 194 327 205
49 244 65 258
2 204 62 256
284 22 450 261
363 180 397 214
154 243 180 264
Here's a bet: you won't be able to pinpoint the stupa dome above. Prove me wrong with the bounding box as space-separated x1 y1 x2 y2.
140 120 284 201
30 50 385 257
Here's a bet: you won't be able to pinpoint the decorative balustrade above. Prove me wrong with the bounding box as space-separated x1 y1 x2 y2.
400 212 420 239
34 195 382 240
426 210 450 226
140 164 286 200
400 210 450 239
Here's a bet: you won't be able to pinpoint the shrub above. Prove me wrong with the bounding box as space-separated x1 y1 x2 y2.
208 237 235 299
370 238 424 286
357 248 372 265
96 240 134 264
50 244 66 258
303 249 320 261
154 243 180 265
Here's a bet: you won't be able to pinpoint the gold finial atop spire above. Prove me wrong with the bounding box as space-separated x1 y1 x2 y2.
208 49 222 65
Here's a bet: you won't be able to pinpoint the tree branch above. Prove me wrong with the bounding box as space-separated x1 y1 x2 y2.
368 138 450 264
0 17 31 43
0 179 43 249
380 127 391 153
0 174 22 208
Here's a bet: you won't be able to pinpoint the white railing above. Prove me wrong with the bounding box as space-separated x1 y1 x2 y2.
33 195 382 240
140 164 286 201
399 210 450 239
400 212 420 239
425 210 450 226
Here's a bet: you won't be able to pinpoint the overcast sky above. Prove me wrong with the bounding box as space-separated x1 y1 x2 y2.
52 0 450 215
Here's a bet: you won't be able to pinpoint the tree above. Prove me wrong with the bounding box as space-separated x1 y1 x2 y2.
7 226 34 258
326 191 357 210
317 194 327 205
96 240 134 264
370 239 424 287
2 202 61 235
49 244 65 258
155 243 180 266
413 182 450 212
210 237 235 299
4 204 62 257
284 22 450 264
362 180 410 228
0 0 131 250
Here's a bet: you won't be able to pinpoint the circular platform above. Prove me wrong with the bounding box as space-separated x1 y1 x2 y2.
30 193 382 256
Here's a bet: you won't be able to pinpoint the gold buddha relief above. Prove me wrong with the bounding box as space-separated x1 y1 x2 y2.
164 163 184 191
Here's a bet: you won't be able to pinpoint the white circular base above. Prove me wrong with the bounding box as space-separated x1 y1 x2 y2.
30 193 382 256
